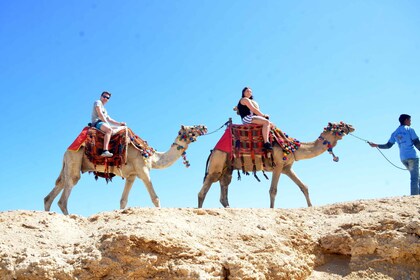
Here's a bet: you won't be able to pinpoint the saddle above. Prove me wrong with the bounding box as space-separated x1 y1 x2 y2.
214 123 300 181
68 127 155 181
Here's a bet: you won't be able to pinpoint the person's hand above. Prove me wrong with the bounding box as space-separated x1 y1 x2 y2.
264 114 270 120
120 122 126 126
368 142 378 147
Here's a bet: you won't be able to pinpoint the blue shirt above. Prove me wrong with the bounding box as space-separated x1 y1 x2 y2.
388 125 419 160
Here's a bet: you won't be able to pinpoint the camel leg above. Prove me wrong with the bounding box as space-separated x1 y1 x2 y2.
283 168 312 207
120 175 136 209
198 150 228 208
139 176 160 207
269 168 282 208
219 171 232 208
198 175 217 208
45 150 83 215
57 172 81 215
44 174 65 212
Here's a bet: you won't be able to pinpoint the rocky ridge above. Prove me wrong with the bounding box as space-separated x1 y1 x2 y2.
0 196 419 279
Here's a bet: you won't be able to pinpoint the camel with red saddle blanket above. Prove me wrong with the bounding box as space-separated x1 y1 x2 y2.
44 125 207 215
197 121 354 208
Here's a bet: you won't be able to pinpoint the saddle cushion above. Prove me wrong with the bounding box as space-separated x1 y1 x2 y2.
68 127 155 180
84 127 129 168
214 124 300 176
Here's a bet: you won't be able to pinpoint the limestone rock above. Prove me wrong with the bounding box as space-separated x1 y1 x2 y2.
0 196 419 279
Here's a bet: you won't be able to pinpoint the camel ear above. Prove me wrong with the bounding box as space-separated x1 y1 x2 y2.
181 125 185 130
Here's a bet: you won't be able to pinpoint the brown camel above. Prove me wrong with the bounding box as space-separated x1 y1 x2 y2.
44 125 207 215
198 122 354 208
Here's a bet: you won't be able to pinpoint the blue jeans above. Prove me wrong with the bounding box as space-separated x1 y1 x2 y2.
401 158 420 195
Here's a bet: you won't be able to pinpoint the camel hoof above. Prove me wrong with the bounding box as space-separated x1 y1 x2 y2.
153 198 161 207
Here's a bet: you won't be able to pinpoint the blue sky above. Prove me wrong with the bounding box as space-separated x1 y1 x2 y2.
1 1 419 216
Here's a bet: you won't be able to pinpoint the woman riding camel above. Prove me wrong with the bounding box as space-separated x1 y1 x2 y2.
236 87 273 151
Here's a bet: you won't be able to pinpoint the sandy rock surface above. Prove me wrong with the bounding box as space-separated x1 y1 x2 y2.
0 196 419 280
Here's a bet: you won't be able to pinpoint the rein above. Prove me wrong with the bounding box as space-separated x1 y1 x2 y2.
349 133 407 171
202 119 232 136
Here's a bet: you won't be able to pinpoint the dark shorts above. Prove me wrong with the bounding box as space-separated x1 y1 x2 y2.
94 121 105 129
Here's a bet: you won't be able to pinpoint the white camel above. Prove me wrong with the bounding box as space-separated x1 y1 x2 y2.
44 125 207 215
198 122 354 208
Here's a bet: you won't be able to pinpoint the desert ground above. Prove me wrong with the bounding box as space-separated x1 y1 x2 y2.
0 196 419 279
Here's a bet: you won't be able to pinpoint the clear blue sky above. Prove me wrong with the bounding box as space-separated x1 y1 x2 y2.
1 1 419 216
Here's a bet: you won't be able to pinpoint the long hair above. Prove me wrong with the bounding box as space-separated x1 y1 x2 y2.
241 87 253 99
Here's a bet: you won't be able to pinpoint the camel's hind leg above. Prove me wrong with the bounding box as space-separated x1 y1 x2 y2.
44 168 65 211
57 172 81 215
219 169 233 208
46 150 83 215
198 150 228 208
198 175 217 208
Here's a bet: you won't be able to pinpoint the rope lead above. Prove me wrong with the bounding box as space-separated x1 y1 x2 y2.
349 133 407 171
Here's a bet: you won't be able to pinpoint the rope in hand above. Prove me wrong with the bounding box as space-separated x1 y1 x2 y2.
349 133 407 171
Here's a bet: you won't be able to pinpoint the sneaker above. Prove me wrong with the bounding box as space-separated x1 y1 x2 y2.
101 150 113 157
263 142 273 151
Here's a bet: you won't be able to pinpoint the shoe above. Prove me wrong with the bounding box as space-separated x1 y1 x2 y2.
101 150 113 157
263 142 273 151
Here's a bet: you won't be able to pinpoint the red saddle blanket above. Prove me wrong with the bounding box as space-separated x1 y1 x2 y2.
68 127 155 180
214 124 300 179
215 124 300 158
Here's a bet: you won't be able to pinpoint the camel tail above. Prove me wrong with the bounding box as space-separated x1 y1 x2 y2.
203 150 213 183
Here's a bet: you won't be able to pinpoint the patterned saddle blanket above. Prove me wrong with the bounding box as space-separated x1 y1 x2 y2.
68 126 155 181
213 123 300 180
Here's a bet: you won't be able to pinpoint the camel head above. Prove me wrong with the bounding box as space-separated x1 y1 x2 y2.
179 125 208 144
323 122 355 140
319 122 355 162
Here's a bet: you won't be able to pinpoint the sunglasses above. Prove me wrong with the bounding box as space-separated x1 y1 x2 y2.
102 96 110 99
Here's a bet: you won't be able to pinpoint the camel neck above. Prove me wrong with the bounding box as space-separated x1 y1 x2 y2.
294 134 337 161
151 139 190 169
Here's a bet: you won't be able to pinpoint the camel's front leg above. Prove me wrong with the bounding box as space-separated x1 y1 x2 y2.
120 175 136 209
269 168 282 208
139 173 160 208
283 168 312 207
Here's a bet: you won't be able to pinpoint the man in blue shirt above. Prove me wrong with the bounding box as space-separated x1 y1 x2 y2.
369 114 420 195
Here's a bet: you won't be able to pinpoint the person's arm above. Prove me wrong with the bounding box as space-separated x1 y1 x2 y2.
108 117 126 126
414 138 420 150
369 141 394 149
241 98 268 118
